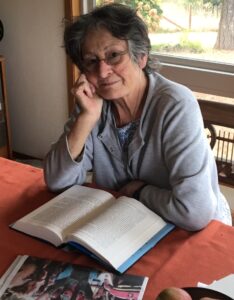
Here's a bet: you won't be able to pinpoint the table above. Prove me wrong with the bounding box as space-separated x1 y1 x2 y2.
1 157 234 299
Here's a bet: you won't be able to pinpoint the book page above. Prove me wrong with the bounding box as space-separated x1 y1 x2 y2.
13 185 114 246
67 196 167 269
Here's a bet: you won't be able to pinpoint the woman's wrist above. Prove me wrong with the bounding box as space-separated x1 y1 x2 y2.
132 184 147 200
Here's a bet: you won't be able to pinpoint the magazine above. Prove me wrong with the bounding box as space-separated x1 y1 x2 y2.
0 255 148 300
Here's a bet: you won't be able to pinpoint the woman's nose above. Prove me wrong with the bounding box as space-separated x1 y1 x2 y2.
97 60 112 78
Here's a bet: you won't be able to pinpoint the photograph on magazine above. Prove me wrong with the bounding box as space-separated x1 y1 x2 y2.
0 255 148 300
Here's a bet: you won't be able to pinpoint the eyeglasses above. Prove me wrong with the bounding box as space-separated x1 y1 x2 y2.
82 50 129 72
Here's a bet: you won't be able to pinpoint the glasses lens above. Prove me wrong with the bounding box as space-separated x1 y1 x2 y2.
82 50 128 72
106 52 122 65
83 58 98 72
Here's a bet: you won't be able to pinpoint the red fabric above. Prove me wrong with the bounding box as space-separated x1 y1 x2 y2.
1 157 234 299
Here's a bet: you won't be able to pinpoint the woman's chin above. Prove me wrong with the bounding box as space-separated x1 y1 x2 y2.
98 89 124 100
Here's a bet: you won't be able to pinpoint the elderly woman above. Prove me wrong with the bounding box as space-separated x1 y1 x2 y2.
44 3 231 230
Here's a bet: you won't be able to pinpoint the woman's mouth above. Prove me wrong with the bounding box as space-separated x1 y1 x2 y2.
99 80 120 88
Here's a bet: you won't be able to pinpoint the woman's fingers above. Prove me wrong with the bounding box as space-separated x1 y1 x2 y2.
72 74 94 99
70 74 103 121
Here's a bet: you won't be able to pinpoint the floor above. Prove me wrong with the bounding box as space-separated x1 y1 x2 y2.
14 158 43 168
220 185 234 225
220 185 234 210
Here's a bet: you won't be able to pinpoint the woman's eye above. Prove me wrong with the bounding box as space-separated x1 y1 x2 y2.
109 52 119 58
107 52 121 64
86 58 98 65
88 58 97 65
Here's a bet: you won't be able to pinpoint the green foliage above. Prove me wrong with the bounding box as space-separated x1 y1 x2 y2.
96 0 163 31
180 0 203 9
179 0 222 10
203 0 222 6
179 34 204 52
151 33 204 53
134 1 163 31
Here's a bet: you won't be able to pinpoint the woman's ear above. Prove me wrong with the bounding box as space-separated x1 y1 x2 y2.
138 54 148 69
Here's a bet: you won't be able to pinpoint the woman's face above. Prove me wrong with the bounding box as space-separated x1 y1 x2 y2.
82 27 147 100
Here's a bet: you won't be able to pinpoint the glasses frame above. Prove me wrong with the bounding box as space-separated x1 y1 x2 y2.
81 49 129 73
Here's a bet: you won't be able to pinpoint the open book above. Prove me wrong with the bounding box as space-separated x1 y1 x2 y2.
0 255 148 300
11 185 174 273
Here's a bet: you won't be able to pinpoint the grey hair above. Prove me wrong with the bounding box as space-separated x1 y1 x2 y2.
64 3 159 73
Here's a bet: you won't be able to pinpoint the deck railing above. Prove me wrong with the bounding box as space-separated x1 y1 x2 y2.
198 99 234 186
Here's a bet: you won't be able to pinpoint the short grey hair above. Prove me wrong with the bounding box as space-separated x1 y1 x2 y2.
64 3 158 73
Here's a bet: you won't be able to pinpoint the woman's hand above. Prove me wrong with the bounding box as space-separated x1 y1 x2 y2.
67 74 103 160
119 180 146 198
71 74 103 123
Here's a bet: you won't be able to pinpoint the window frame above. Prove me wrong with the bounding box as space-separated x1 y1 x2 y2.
157 54 234 98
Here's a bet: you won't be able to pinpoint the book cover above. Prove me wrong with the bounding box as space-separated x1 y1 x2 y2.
0 255 148 300
68 222 175 273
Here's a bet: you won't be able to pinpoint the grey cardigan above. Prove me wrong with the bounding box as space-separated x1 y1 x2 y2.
44 72 231 230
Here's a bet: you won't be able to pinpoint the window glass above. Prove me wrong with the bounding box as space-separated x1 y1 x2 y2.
96 0 234 65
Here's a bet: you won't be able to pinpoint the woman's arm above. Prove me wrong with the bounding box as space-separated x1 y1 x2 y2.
67 74 103 160
119 87 221 231
44 75 103 192
139 96 218 231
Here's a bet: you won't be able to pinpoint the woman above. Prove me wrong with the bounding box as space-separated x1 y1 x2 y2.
44 3 231 230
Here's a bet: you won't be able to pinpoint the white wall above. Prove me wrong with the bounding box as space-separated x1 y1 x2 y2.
0 0 68 158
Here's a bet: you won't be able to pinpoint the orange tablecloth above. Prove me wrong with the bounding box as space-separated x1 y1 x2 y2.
1 157 234 299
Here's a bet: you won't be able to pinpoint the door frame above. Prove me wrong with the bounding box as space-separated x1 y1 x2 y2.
64 0 95 114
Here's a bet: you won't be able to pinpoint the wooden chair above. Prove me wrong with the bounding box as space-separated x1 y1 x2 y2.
198 99 234 187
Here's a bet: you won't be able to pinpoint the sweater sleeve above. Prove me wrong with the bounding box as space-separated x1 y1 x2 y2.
140 89 219 231
43 107 93 192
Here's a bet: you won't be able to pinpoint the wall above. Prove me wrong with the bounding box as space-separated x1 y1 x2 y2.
0 0 68 159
